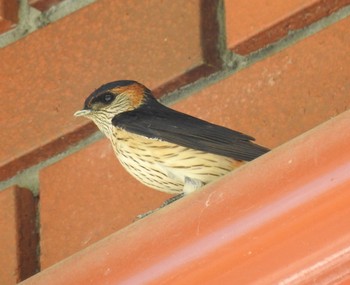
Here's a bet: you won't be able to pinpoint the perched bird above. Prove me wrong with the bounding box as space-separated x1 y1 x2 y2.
74 80 269 199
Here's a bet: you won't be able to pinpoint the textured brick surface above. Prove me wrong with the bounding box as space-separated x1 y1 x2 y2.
225 0 350 54
0 186 37 285
0 0 18 33
2 0 350 279
176 15 350 148
0 0 203 181
39 138 171 269
29 0 65 11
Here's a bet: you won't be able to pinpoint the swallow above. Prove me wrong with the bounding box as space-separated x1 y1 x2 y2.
74 80 269 198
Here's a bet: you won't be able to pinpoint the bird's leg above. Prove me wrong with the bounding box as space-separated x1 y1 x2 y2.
135 177 204 220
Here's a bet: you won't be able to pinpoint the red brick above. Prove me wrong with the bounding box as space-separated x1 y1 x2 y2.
39 138 171 269
175 15 350 148
225 0 350 54
0 186 37 285
29 0 65 11
0 0 205 181
0 0 18 34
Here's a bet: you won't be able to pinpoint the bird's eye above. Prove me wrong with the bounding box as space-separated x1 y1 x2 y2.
102 92 114 103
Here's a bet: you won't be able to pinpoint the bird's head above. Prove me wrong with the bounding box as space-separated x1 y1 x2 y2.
74 80 153 138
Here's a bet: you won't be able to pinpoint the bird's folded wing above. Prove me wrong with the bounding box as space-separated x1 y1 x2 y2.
112 104 269 161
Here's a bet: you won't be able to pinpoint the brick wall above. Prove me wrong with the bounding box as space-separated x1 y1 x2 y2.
0 0 350 283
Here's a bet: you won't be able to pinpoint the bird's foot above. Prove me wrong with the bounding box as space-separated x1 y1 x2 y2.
135 193 185 220
161 193 185 207
135 209 156 220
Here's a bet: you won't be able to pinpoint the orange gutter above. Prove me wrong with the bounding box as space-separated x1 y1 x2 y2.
21 110 350 284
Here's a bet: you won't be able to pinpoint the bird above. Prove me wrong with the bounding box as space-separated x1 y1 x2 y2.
74 80 269 203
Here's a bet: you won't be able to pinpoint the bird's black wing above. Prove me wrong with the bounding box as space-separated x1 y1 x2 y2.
112 102 269 161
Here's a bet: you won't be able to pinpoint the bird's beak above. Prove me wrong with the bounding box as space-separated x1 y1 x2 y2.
74 109 91 117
